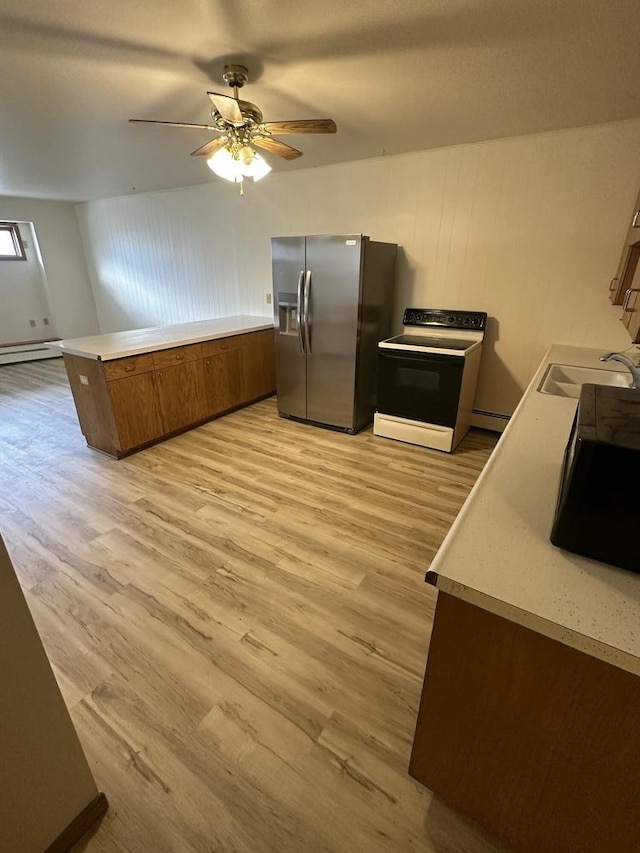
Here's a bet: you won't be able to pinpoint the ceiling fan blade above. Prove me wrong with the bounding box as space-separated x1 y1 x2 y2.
190 136 228 157
261 119 337 135
253 136 303 161
207 91 243 125
129 119 217 130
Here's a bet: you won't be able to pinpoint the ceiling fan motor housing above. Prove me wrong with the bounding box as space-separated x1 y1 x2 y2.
222 64 249 90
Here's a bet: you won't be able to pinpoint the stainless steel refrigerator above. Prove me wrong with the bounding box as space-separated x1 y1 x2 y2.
272 234 397 433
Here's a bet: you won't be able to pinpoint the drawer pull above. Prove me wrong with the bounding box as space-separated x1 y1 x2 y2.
623 287 640 311
220 344 229 351
124 365 135 372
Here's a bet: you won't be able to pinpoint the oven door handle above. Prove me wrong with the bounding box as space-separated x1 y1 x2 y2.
379 349 463 365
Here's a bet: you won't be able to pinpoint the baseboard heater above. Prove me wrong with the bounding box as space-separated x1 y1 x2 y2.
470 408 510 433
0 340 62 366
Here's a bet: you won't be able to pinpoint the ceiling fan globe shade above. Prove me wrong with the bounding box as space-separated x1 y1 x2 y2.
238 145 255 166
207 147 243 183
244 153 272 181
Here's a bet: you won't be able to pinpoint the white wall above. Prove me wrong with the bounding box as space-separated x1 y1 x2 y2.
0 222 54 344
0 197 98 339
77 118 640 416
0 536 100 852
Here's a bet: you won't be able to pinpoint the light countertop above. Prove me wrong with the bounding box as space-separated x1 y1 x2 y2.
48 316 274 361
428 344 640 676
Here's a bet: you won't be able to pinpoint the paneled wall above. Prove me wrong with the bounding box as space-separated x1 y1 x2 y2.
0 197 99 339
77 118 640 417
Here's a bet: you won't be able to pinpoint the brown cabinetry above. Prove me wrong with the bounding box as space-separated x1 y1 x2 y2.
62 328 275 458
609 185 640 306
241 328 277 401
108 372 163 450
203 350 244 415
156 360 208 433
621 263 640 343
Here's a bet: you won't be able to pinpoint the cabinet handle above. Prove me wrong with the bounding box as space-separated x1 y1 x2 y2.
124 365 135 372
633 210 640 228
623 287 640 311
610 277 619 291
220 344 228 351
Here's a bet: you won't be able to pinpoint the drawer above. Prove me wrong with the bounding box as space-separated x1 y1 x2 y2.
103 353 155 381
201 335 244 358
152 343 203 369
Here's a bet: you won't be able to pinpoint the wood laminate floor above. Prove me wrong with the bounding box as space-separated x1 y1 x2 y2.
0 360 502 853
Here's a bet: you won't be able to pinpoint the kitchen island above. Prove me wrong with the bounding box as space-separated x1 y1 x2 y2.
409 344 640 853
50 316 275 458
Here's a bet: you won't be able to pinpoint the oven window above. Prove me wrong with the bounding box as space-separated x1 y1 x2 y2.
377 350 465 427
395 367 440 393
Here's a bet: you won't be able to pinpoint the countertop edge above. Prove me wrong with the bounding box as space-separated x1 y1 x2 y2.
48 319 274 361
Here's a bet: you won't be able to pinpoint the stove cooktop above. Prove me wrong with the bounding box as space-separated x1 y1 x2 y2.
386 334 473 350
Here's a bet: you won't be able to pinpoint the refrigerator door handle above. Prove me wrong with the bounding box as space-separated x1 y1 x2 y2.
296 270 305 354
303 270 312 354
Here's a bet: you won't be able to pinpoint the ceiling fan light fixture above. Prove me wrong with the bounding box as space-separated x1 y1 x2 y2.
242 152 272 182
207 147 243 182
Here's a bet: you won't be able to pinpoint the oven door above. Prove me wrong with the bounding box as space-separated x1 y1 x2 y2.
377 349 465 427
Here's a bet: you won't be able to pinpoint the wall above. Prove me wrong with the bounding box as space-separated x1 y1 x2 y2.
0 197 99 339
0 222 54 344
0 536 100 852
76 118 640 417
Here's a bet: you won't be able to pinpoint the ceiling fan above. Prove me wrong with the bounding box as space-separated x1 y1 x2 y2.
129 64 336 188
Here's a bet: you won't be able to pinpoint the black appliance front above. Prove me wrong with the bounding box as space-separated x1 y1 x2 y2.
377 349 464 427
550 383 640 573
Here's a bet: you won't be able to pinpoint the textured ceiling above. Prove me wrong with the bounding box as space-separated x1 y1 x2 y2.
2 0 640 202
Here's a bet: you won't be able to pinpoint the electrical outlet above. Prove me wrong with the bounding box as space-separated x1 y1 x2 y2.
266 292 272 304
29 319 36 327
43 317 50 326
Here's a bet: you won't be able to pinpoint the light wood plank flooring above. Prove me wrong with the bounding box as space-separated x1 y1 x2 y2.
0 360 502 853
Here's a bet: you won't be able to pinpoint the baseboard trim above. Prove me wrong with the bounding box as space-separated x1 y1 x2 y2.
0 347 62 365
470 409 510 433
44 792 108 853
0 337 60 348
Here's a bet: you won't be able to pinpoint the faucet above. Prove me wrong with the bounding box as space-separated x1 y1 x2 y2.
600 351 640 390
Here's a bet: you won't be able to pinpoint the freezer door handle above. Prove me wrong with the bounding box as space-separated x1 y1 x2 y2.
296 270 305 354
303 269 312 354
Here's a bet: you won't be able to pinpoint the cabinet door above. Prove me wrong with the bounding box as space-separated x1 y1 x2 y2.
621 266 640 343
242 330 277 401
156 360 208 433
610 186 640 305
203 351 244 415
108 372 163 452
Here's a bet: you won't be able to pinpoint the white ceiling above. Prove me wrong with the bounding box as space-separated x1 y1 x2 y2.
2 0 640 203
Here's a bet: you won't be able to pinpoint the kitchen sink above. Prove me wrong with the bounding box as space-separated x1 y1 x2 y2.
538 363 632 398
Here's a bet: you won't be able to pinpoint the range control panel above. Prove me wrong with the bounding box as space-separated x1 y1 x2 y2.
403 308 487 331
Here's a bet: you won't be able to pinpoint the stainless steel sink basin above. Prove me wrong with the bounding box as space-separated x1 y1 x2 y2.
538 363 632 398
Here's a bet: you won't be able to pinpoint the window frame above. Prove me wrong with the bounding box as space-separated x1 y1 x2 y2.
0 223 27 261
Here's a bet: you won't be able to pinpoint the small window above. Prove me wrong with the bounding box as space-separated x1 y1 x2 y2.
0 224 26 260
